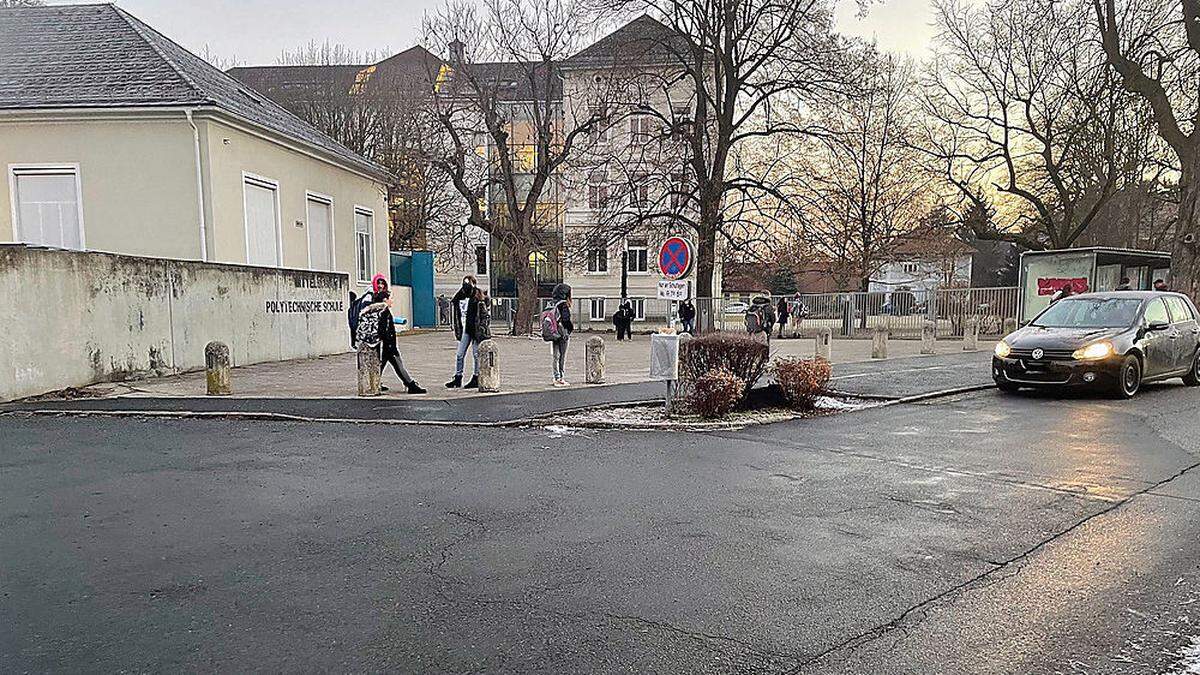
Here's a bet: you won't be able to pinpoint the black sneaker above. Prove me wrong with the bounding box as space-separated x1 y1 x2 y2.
445 376 462 389
380 385 390 392
407 382 427 395
464 375 479 389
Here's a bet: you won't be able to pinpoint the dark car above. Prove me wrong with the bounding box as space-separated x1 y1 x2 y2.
993 291 1200 398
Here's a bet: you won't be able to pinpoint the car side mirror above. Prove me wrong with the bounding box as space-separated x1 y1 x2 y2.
1148 320 1170 331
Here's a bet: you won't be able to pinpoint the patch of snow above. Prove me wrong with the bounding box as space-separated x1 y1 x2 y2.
812 395 874 412
542 425 590 438
1171 636 1200 675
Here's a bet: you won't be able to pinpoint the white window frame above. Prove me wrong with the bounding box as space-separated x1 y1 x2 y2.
241 172 283 267
590 297 607 321
8 163 86 250
475 244 489 276
304 190 336 271
353 205 375 285
631 297 646 322
587 171 608 210
586 245 608 274
626 239 649 275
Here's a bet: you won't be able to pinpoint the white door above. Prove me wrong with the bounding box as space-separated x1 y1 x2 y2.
14 170 82 249
306 196 333 270
244 178 279 266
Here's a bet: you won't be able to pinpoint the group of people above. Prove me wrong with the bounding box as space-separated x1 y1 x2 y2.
350 275 576 393
745 294 809 339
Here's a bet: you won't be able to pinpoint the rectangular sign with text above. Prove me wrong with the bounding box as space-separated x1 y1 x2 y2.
657 279 689 301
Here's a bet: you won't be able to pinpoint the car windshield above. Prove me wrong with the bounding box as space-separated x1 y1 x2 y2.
1032 297 1142 328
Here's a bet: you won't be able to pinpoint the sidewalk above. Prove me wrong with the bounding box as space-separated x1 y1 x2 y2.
70 330 996 401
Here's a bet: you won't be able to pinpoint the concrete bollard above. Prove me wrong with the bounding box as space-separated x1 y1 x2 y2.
1003 317 1018 335
921 320 936 355
962 317 980 351
871 327 888 359
815 326 832 361
205 341 232 396
586 336 605 385
478 339 501 393
357 343 381 396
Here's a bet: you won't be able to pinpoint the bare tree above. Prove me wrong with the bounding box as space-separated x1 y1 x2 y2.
423 0 614 333
0 0 44 7
786 53 932 292
919 0 1151 252
580 0 850 300
1092 0 1200 295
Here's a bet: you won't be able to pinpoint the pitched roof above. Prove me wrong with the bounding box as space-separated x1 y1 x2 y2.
0 3 391 181
566 15 693 69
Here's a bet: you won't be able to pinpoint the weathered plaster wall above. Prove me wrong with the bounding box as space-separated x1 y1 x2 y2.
0 245 349 401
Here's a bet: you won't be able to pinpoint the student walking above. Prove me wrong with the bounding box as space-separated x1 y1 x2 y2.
542 283 574 386
446 275 482 389
357 290 426 394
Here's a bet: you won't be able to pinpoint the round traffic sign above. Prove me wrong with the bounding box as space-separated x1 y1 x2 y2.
658 237 693 280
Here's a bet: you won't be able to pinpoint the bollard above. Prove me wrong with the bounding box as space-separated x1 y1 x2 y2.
962 317 980 351
357 343 381 396
478 339 501 392
815 326 832 361
921 320 936 355
586 336 606 385
871 326 888 359
1002 317 1017 335
205 341 232 396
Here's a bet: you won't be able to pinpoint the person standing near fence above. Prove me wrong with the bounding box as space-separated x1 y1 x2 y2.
543 283 574 387
776 297 789 338
679 298 697 334
446 275 481 389
613 297 633 341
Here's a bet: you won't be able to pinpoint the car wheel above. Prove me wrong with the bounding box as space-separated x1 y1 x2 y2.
995 379 1020 394
1183 350 1200 386
1112 355 1142 399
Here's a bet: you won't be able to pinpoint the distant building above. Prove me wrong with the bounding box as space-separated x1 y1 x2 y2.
0 3 392 287
868 235 973 296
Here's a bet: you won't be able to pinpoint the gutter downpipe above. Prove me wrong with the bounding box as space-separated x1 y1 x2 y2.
185 109 208 261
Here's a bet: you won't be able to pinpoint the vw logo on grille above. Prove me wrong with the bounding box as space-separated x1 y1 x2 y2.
1031 348 1044 360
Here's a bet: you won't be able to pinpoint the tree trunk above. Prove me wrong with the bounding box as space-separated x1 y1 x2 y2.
694 227 718 298
512 244 538 336
1172 155 1200 301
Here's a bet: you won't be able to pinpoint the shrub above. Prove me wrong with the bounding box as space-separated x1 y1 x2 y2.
679 333 770 395
773 357 832 410
687 368 746 418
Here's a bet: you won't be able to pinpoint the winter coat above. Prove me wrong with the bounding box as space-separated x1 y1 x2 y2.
379 305 400 358
450 283 475 340
777 299 789 322
474 299 492 342
357 301 387 347
679 301 696 322
551 283 574 336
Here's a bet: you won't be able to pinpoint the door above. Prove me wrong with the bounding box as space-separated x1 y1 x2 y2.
1166 296 1199 371
305 195 333 271
1141 298 1176 376
244 177 280 267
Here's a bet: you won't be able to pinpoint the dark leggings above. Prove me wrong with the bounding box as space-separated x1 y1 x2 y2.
381 350 415 386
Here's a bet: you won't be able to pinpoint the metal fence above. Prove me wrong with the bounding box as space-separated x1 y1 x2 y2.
478 286 1020 339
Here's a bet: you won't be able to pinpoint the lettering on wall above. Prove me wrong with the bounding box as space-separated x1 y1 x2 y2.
265 299 345 314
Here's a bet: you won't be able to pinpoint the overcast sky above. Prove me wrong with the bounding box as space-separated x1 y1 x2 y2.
45 0 936 66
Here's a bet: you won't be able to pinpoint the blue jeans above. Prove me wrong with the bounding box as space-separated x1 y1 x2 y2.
455 331 479 377
681 318 695 334
552 337 569 381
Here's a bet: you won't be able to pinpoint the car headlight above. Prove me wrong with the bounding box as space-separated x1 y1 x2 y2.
1073 341 1114 360
994 341 1011 358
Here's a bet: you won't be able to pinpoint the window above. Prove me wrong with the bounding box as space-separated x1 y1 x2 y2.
475 244 489 276
587 171 608 210
588 105 610 143
587 245 608 273
1143 298 1170 326
669 172 690 210
901 262 919 274
305 193 334 271
631 297 646 321
627 239 649 274
354 207 374 284
590 297 607 321
243 174 280 266
1166 296 1194 323
629 175 650 209
10 165 84 249
629 115 656 144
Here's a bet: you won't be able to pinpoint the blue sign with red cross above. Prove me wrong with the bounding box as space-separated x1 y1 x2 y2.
658 237 693 280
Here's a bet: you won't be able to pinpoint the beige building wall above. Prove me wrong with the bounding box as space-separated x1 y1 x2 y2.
0 113 202 259
198 116 390 291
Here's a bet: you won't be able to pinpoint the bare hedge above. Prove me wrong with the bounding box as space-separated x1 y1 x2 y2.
679 333 770 395
687 368 746 418
773 357 832 410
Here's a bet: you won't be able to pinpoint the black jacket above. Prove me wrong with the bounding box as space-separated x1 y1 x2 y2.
379 305 399 357
451 284 475 340
679 302 696 321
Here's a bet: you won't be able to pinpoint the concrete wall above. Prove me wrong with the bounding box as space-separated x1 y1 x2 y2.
199 117 390 292
0 245 350 401
0 113 202 259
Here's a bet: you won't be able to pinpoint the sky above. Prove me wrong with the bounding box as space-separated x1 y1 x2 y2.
41 0 937 66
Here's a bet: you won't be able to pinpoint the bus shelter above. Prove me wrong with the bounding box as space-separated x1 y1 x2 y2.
1018 247 1171 322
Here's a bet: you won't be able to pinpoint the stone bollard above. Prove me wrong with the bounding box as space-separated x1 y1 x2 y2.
962 317 980 351
815 326 832 361
357 343 381 396
586 336 605 385
921 320 936 355
1003 317 1018 335
205 341 232 396
871 326 888 359
478 339 501 393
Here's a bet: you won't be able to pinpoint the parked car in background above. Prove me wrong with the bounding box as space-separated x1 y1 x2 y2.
992 291 1200 398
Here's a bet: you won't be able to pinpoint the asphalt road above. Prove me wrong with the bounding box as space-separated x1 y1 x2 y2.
2 382 1199 673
